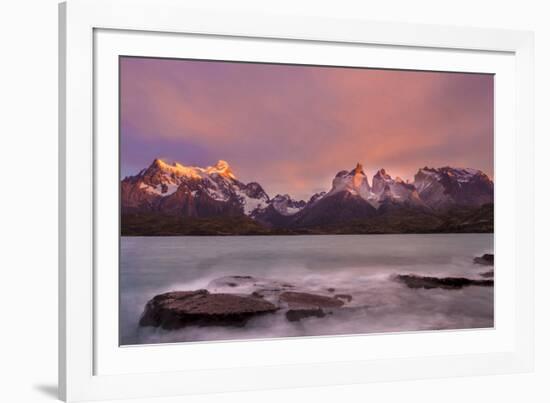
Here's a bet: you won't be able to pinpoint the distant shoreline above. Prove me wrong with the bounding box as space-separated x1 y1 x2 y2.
121 232 495 237
120 203 493 237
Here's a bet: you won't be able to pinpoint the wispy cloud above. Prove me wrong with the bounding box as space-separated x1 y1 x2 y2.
121 57 493 200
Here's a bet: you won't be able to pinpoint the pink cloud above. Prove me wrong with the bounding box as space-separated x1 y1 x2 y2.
121 57 493 199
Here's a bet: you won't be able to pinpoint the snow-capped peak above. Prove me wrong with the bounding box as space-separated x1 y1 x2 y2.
375 168 391 179
124 158 271 216
270 194 306 216
324 166 422 207
205 160 236 180
413 166 493 209
307 191 327 205
352 163 365 175
415 166 485 187
132 158 241 199
122 159 494 221
150 158 203 179
443 167 482 181
327 162 374 201
147 158 237 181
372 168 394 194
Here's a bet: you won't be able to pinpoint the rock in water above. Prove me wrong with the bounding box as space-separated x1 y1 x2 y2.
207 275 296 305
279 291 345 322
286 308 327 322
280 291 346 308
395 274 493 290
474 254 494 266
139 290 278 330
334 294 353 303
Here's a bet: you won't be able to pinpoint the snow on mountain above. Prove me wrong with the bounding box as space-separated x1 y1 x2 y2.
414 167 493 209
324 164 423 208
371 169 424 207
307 191 327 206
235 183 270 215
121 158 268 216
121 159 494 222
249 194 307 227
146 158 236 187
204 159 237 180
322 163 491 210
326 163 377 201
371 168 392 194
270 194 307 216
283 163 491 230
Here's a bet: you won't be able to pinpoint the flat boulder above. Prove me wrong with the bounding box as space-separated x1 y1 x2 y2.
139 289 278 330
279 291 345 322
279 291 345 309
395 274 494 290
474 254 494 266
208 276 294 294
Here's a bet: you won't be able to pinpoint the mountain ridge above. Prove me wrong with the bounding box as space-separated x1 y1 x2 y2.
121 158 494 235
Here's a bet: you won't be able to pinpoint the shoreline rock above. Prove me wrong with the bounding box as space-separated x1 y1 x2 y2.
139 289 278 330
279 291 345 309
279 291 345 322
395 274 494 290
474 254 494 266
140 276 359 329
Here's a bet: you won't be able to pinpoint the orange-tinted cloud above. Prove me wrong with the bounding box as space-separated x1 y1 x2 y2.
121 57 493 200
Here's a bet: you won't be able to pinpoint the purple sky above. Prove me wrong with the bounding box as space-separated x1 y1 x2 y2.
120 57 493 200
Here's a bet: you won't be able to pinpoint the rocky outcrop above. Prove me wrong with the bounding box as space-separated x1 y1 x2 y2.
474 254 494 266
414 167 493 209
121 159 269 217
139 274 359 329
279 291 345 309
334 294 353 303
207 275 295 302
394 274 494 290
279 291 345 322
139 290 278 329
372 169 424 208
122 159 494 235
290 191 378 228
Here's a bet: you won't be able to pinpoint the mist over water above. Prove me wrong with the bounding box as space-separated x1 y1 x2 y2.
120 234 494 345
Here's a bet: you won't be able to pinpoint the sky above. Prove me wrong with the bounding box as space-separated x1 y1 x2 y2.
120 56 494 201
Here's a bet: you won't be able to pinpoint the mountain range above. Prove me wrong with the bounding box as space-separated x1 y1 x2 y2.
121 159 494 235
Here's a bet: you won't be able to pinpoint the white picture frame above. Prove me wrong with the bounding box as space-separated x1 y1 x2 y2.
59 0 534 401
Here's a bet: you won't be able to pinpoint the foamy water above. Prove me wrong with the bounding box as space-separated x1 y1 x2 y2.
120 234 494 345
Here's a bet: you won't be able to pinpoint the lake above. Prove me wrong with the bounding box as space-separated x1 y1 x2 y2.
120 234 494 345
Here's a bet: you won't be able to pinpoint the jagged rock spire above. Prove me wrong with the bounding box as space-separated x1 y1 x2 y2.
353 162 364 175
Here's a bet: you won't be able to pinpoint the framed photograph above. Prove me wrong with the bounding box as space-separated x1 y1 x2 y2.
59 0 534 401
